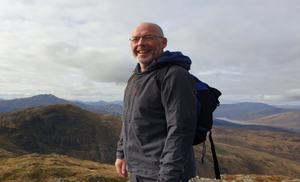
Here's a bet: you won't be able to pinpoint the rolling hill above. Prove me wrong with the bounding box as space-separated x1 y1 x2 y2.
0 153 124 182
213 102 276 118
195 125 300 178
0 94 123 115
1 154 298 182
213 102 300 133
85 103 123 116
82 100 123 107
242 111 300 131
0 104 300 179
213 118 300 134
0 103 122 164
0 94 89 113
226 107 300 121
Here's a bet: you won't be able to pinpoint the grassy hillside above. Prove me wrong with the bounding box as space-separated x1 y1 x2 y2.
0 94 121 115
0 153 125 182
194 126 300 178
213 118 299 134
1 153 298 182
244 111 300 131
228 107 299 121
213 102 275 118
0 94 71 113
1 104 300 180
0 103 122 164
86 103 123 115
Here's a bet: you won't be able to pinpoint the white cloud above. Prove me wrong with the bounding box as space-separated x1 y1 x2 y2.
0 0 300 104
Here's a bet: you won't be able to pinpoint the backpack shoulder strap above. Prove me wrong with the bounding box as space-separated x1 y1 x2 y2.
157 64 221 180
209 131 221 179
156 64 173 85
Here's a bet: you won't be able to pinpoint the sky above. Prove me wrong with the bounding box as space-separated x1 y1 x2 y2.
0 0 300 105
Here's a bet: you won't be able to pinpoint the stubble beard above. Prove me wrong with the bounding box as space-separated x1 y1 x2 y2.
135 54 154 68
134 43 162 68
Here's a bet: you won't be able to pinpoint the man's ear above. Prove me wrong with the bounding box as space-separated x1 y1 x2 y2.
162 37 167 49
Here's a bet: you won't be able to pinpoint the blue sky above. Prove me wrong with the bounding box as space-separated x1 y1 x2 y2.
0 0 299 105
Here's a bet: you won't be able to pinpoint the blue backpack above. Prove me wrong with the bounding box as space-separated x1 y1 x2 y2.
156 64 222 179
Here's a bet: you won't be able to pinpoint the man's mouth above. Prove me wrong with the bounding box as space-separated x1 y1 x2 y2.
137 50 150 54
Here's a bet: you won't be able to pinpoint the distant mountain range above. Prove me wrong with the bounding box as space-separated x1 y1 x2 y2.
1 95 300 132
214 102 300 132
213 118 300 134
81 100 123 106
214 102 276 118
241 111 300 131
1 103 300 179
0 94 123 115
214 102 300 118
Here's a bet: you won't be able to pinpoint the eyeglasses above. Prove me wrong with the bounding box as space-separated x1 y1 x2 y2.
129 34 164 43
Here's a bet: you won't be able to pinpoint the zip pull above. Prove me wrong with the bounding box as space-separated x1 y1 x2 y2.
134 88 138 96
127 76 136 90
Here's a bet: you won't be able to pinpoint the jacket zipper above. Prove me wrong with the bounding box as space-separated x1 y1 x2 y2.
124 75 137 171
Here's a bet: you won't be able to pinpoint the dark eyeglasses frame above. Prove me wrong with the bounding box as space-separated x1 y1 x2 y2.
129 34 164 42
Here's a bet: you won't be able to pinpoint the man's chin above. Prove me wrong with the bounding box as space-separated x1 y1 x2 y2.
136 56 152 65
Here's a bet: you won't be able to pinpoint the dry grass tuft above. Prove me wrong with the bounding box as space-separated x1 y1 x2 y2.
0 153 127 182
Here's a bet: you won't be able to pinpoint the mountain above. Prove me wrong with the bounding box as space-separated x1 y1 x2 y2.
1 104 300 179
109 100 123 106
214 102 276 118
0 94 90 114
276 104 300 109
82 100 123 107
0 94 69 113
243 111 300 131
75 101 123 115
227 107 300 121
81 100 108 106
0 103 122 164
196 125 300 178
0 94 122 115
85 103 123 115
213 118 300 134
213 103 300 133
215 106 300 132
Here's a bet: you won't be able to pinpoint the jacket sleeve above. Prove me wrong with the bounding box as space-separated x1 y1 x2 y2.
158 66 197 182
116 121 125 159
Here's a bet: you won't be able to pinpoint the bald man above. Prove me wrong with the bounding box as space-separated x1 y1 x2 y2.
116 22 197 182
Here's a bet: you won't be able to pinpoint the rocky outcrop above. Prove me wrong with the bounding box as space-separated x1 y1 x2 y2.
191 174 300 182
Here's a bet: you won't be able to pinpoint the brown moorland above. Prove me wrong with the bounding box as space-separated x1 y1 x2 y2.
194 125 300 178
1 104 300 180
0 103 122 164
1 154 299 182
242 111 300 131
0 153 126 182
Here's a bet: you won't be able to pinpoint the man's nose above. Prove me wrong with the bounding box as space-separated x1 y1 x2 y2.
137 37 146 46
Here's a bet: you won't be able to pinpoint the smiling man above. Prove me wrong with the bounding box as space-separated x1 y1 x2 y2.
130 23 167 71
115 22 197 182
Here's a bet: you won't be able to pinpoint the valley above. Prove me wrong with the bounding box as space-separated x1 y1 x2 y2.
1 97 300 181
194 125 300 178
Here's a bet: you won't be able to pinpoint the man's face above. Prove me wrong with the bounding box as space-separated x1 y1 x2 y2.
130 23 167 68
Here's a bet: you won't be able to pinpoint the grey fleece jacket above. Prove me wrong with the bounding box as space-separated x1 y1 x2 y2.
117 51 197 182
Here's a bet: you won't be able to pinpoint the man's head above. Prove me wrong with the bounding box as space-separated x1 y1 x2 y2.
130 22 167 71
